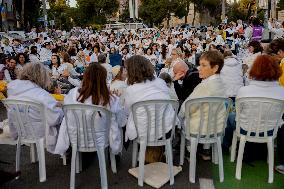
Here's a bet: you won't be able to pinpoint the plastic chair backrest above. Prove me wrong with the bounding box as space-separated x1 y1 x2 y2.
235 97 284 138
184 97 232 140
2 99 47 141
131 99 179 145
63 104 112 152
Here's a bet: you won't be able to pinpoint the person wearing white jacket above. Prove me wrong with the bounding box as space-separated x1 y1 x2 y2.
179 50 227 136
39 42 52 66
54 63 127 155
223 55 284 155
7 63 64 154
220 50 244 97
124 55 177 141
268 19 284 39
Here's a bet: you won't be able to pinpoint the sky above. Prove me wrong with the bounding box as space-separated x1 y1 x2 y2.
69 0 77 8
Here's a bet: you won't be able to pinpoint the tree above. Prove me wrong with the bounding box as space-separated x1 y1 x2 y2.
14 0 42 30
76 0 119 25
139 0 187 27
278 0 284 9
188 0 221 25
227 2 247 21
48 0 72 30
239 0 256 19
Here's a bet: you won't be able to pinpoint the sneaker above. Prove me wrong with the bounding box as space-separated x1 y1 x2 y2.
275 165 284 174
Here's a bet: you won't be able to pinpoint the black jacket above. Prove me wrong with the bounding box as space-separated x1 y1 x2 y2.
174 69 201 104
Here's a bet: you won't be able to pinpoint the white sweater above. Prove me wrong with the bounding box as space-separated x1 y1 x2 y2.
220 57 244 97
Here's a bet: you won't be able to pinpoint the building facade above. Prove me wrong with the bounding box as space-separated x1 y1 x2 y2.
0 0 16 31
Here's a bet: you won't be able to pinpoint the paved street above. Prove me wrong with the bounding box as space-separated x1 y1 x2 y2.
0 103 213 189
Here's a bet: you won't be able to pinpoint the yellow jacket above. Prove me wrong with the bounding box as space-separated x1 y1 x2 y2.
280 59 284 86
0 80 7 100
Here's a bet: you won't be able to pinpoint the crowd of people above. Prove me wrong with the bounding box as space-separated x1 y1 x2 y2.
0 16 284 184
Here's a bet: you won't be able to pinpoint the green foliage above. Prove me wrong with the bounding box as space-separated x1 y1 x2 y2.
47 0 119 28
48 0 73 30
14 0 42 30
227 3 247 21
139 0 188 26
76 0 119 25
278 0 284 9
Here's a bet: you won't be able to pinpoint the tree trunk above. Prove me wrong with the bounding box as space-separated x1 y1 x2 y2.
167 12 170 28
21 0 25 28
246 3 252 20
185 1 189 24
192 3 196 26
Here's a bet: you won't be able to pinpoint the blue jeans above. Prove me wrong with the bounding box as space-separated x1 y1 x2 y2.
223 112 236 149
223 112 275 149
278 125 284 165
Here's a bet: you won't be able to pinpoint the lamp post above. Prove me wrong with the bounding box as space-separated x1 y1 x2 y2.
222 0 226 20
42 0 48 31
268 0 271 41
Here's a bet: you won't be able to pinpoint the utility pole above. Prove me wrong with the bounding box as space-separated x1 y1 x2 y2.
271 0 276 19
268 0 271 41
42 0 48 31
222 0 226 21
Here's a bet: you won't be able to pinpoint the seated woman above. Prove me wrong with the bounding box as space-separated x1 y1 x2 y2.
223 55 284 155
55 63 127 155
178 50 227 159
15 53 28 76
3 57 17 82
50 54 67 79
124 55 177 141
110 65 128 105
7 63 64 153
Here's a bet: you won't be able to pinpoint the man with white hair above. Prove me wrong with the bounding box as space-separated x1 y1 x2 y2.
172 59 201 106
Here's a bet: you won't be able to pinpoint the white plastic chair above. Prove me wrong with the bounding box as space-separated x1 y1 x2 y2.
63 104 117 189
230 97 284 183
2 99 48 182
131 99 179 187
179 97 232 183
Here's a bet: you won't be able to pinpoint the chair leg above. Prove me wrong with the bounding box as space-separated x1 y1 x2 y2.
62 154 67 166
212 143 218 165
230 132 237 162
180 133 185 166
217 137 224 182
36 139 46 182
267 138 274 184
75 152 82 173
109 150 117 174
132 140 138 168
138 143 147 187
70 146 77 189
235 136 246 180
30 143 37 163
16 140 21 175
189 138 198 183
97 148 108 189
166 139 174 185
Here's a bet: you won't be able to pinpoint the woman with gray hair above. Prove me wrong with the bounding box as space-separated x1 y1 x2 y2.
7 63 64 153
